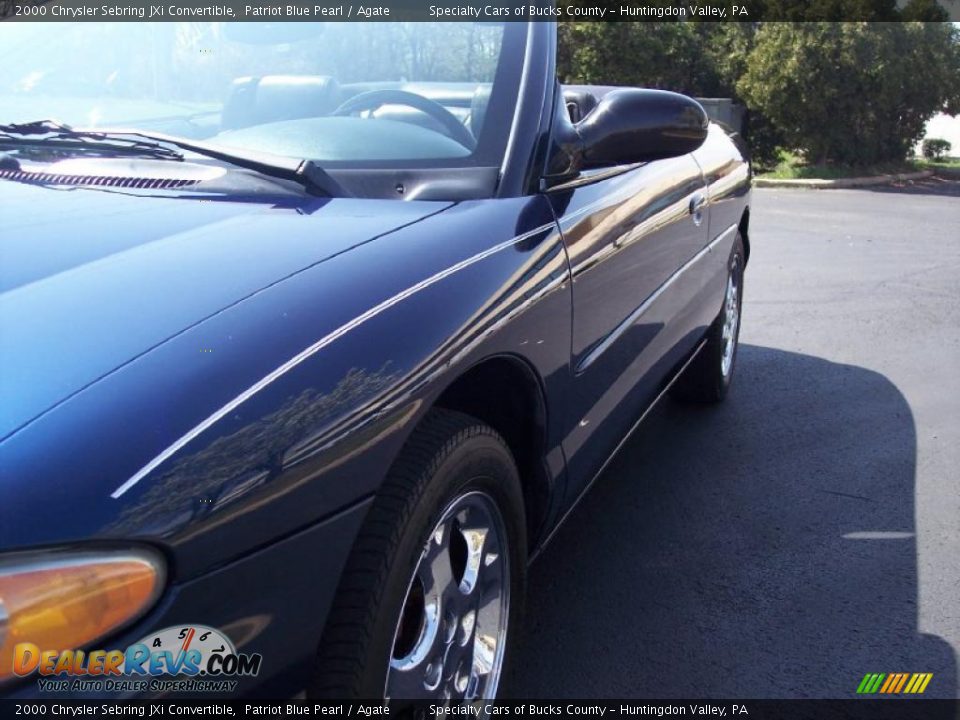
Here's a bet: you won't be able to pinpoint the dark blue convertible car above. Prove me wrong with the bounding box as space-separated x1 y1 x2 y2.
0 21 750 701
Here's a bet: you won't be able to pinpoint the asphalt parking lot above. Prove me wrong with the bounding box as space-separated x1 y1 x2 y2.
509 177 960 699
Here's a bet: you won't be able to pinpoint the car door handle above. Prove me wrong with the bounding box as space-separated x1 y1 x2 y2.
689 193 707 226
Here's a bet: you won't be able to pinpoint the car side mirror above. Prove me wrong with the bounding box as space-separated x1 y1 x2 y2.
577 89 709 169
544 88 711 189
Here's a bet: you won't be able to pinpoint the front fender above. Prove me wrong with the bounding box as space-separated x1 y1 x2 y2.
0 195 571 584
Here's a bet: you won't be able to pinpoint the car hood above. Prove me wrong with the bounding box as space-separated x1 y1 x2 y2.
0 180 450 440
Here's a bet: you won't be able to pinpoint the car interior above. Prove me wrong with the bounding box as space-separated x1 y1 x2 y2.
209 75 602 159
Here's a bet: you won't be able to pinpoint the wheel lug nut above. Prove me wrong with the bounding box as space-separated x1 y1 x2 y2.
424 660 442 690
455 664 470 693
444 610 458 643
459 609 476 646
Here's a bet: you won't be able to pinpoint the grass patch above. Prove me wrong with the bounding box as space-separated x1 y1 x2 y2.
916 157 960 172
758 149 960 180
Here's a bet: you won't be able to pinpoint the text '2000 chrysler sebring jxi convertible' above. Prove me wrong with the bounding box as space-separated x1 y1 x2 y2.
0 20 750 702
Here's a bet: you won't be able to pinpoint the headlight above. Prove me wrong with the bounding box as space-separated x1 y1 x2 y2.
0 548 165 682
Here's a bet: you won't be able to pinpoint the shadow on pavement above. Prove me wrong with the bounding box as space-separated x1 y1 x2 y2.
508 345 956 699
866 175 960 197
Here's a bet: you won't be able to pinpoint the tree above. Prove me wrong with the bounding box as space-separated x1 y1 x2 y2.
899 0 950 21
737 22 960 165
745 0 900 20
557 22 748 97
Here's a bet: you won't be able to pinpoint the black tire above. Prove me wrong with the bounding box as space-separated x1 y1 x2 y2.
671 232 746 403
310 408 527 700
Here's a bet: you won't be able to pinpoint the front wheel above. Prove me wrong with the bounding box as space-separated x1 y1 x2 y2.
671 232 745 403
310 409 526 703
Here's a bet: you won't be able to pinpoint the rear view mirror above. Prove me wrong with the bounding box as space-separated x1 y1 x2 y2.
224 22 325 45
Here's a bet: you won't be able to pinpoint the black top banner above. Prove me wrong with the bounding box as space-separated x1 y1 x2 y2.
2 0 959 21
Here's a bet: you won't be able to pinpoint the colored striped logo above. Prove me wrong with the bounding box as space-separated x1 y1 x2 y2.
857 673 934 694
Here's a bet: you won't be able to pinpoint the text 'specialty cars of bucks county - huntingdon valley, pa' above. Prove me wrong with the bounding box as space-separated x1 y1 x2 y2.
0 20 750 702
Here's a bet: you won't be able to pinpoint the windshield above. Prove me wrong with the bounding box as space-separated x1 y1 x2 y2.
0 22 526 170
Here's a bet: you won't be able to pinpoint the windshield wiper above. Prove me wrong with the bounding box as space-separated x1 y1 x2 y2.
0 119 348 197
1 119 185 161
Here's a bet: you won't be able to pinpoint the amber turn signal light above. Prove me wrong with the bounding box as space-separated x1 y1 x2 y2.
0 549 165 682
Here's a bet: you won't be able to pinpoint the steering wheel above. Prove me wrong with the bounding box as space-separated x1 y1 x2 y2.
331 90 476 151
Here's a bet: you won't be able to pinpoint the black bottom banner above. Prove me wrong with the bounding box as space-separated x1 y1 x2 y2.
0 700 957 720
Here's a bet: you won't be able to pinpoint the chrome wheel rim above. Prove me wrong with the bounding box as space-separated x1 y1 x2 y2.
720 256 741 378
386 491 510 702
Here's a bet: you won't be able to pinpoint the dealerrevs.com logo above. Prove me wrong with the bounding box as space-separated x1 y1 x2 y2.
14 625 262 693
856 672 934 695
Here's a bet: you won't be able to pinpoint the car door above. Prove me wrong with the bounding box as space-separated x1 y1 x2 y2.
546 115 708 505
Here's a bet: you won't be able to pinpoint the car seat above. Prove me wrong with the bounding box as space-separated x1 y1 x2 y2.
221 75 341 131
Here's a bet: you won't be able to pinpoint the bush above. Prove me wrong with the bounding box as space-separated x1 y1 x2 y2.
737 23 960 166
922 138 952 160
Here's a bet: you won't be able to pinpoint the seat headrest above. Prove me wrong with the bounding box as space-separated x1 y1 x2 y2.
470 84 493 140
221 75 340 131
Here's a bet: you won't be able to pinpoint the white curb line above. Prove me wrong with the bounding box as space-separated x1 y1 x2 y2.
755 170 934 189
